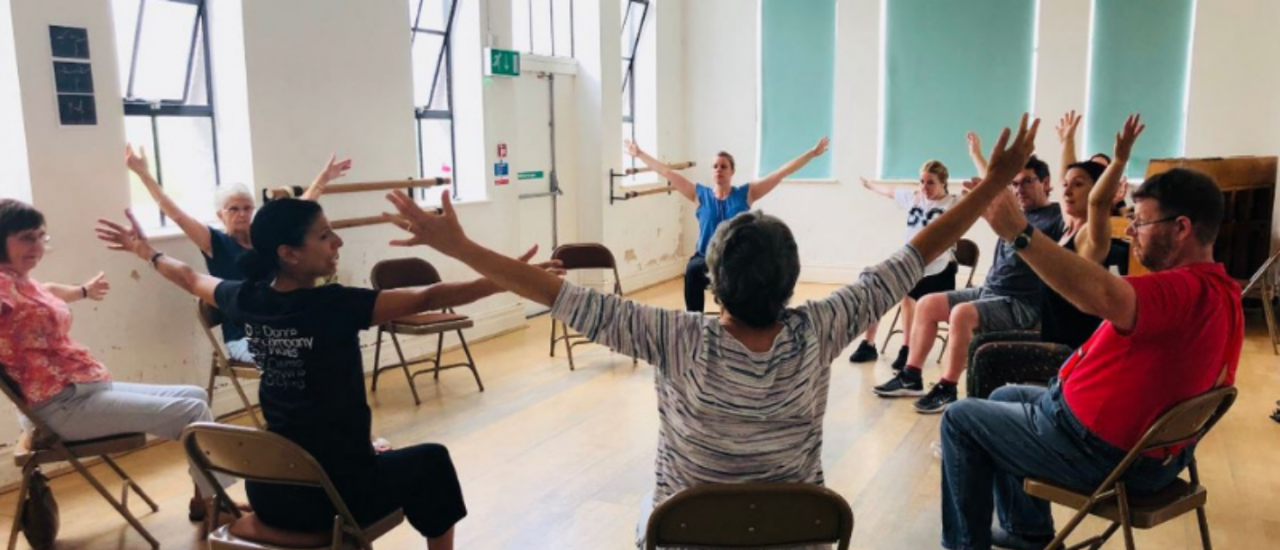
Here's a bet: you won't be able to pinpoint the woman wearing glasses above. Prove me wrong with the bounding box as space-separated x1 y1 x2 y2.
0 198 228 521
125 145 351 362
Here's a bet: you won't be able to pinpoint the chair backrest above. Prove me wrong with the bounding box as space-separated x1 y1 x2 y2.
1137 387 1237 453
552 243 623 294
370 258 442 290
955 238 980 288
198 299 224 330
552 243 618 271
645 483 854 550
0 365 63 447
182 422 366 543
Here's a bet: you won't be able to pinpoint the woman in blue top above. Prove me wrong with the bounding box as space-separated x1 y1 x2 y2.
624 137 829 312
125 145 351 362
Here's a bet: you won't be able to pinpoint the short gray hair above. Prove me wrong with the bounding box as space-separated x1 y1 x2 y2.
705 211 800 328
215 183 254 210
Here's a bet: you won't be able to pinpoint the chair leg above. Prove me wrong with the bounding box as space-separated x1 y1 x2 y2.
371 327 384 392
102 456 159 512
880 306 902 354
228 373 263 429
389 332 421 405
433 332 445 381
1196 505 1213 550
205 356 218 407
7 465 31 550
1047 503 1094 550
1116 482 1135 550
549 317 558 357
564 323 577 371
64 453 160 549
1264 286 1279 355
457 329 484 392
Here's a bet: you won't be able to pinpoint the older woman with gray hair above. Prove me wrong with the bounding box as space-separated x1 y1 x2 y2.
124 145 350 361
387 116 1041 548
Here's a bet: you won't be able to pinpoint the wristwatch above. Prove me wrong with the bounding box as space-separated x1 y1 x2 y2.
1011 223 1035 251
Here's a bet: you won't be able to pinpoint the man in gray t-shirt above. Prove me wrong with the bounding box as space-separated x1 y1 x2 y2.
876 155 1065 413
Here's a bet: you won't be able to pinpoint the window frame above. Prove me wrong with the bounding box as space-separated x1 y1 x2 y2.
411 0 461 200
120 0 221 228
513 0 576 58
621 0 650 179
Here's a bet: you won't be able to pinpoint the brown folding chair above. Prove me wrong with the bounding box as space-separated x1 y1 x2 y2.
370 258 482 405
197 300 264 429
0 367 159 549
182 422 403 550
644 482 854 550
548 243 636 370
880 238 980 362
1024 386 1237 550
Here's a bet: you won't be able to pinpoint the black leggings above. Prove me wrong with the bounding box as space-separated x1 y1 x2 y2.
247 443 467 538
684 255 711 312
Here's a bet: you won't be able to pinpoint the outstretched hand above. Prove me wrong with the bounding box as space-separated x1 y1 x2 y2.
318 154 353 185
95 209 153 259
515 244 566 277
124 144 150 177
809 136 830 158
623 139 642 158
82 272 110 301
984 114 1040 183
966 132 983 159
1056 110 1081 143
384 190 469 256
1113 114 1145 164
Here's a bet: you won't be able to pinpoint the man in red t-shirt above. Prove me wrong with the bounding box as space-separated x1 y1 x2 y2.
938 168 1242 550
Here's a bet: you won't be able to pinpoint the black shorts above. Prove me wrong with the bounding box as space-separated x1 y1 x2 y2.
907 261 958 300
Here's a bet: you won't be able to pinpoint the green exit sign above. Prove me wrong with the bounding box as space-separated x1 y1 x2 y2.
486 48 520 77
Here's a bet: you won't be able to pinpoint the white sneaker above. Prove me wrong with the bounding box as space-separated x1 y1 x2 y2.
930 440 943 460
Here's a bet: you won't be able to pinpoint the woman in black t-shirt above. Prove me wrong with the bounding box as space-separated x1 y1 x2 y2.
98 199 553 548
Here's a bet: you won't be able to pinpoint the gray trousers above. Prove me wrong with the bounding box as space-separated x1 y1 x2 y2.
23 381 231 496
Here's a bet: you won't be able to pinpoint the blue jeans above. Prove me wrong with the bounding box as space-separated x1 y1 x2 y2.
939 383 1192 550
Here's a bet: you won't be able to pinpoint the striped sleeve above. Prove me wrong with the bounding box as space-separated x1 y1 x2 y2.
797 245 925 365
550 282 703 374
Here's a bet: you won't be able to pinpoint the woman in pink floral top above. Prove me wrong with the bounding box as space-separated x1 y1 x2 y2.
0 199 227 522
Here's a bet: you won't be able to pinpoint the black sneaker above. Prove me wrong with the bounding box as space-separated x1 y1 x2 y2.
873 371 925 397
913 383 958 414
848 341 879 363
891 346 909 371
992 527 1059 550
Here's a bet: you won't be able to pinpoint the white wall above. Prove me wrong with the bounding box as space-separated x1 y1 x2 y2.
681 0 1280 282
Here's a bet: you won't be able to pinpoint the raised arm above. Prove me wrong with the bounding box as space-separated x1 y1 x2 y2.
624 140 697 202
910 115 1041 265
368 245 560 327
125 144 215 255
385 191 695 370
1077 114 1143 264
747 137 829 204
95 210 221 304
860 176 897 199
980 190 1137 331
966 132 988 176
300 154 353 201
1056 110 1082 185
42 272 109 303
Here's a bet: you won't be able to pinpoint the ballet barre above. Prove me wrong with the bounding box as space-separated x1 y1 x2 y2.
261 177 452 201
609 161 695 204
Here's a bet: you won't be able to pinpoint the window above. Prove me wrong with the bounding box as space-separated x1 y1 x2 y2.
1085 0 1196 178
621 0 652 181
759 0 834 179
512 0 575 57
880 0 1036 179
410 0 460 199
113 0 219 228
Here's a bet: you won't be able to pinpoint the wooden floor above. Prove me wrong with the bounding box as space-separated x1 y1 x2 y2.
2 279 1279 549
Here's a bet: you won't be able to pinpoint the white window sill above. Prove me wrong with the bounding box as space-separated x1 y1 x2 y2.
141 221 226 242
784 178 839 186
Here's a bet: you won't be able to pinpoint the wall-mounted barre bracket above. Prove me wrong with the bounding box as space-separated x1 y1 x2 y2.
609 161 695 204
262 176 452 202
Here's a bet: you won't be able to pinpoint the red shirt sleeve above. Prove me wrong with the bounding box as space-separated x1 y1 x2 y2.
1124 270 1198 341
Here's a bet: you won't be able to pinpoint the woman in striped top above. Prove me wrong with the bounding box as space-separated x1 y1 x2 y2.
386 116 1041 548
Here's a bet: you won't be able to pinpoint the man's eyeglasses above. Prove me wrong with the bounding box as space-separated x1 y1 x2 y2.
1126 214 1179 230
